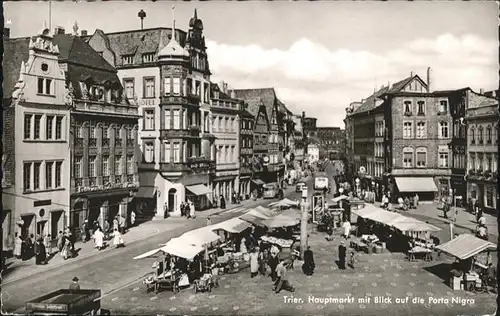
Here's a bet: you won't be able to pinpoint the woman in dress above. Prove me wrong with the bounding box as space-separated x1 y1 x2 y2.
250 247 259 278
112 228 124 248
94 227 105 250
61 236 71 260
13 233 22 259
189 202 196 219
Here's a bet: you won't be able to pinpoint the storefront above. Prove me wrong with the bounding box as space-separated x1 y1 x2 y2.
185 184 212 210
213 176 237 203
393 177 438 201
239 176 252 200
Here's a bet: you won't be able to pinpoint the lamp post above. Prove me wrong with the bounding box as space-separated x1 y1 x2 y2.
138 10 146 30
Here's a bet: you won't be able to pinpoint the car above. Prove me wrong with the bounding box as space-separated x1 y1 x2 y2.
296 182 306 192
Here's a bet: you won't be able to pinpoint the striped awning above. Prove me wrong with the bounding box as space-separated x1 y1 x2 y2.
435 234 497 260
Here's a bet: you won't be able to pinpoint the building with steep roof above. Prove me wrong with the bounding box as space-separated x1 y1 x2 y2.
239 106 255 197
3 26 140 244
86 9 216 216
232 88 286 186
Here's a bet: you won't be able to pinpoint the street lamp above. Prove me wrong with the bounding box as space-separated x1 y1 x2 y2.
138 10 146 30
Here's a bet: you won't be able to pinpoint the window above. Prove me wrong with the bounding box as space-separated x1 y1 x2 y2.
439 100 448 114
144 109 155 130
127 155 134 174
416 122 426 139
416 148 427 167
143 77 155 98
33 162 41 190
114 155 122 175
46 116 54 139
144 142 154 163
470 127 476 144
55 116 63 140
123 79 134 99
173 110 180 129
24 114 32 139
23 163 31 191
89 156 97 177
417 101 425 115
438 152 449 168
164 77 171 95
55 161 62 188
219 116 223 131
439 122 449 138
34 115 42 139
46 161 53 188
225 117 229 132
404 101 412 114
164 110 171 129
478 126 484 144
142 53 155 63
486 126 492 144
102 155 109 176
486 156 492 171
173 78 181 95
173 143 180 163
122 54 134 65
403 121 413 139
37 78 53 95
486 186 494 208
75 157 82 178
164 142 171 163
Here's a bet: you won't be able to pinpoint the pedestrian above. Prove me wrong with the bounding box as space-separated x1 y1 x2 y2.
338 240 347 270
268 251 279 282
220 195 226 209
189 201 196 219
258 248 267 275
349 250 356 269
13 232 22 259
103 220 110 239
185 202 191 219
94 227 105 250
81 220 88 243
113 217 119 232
206 217 212 226
302 246 315 276
112 228 124 248
69 277 81 290
274 259 295 293
44 234 52 257
35 237 47 265
414 193 419 208
342 220 351 239
476 207 483 224
57 231 64 253
25 234 34 260
250 247 259 278
119 215 126 234
61 236 71 260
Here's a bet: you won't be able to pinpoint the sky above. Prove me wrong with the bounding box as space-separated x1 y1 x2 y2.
5 1 498 128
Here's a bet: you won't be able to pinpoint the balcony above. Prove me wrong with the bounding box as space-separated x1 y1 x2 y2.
160 129 201 139
102 138 110 147
115 139 123 147
89 138 97 147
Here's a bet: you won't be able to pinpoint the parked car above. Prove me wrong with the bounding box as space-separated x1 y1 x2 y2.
296 182 306 193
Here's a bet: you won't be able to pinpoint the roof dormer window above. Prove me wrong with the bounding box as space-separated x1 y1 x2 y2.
122 54 134 65
142 53 155 63
89 86 105 101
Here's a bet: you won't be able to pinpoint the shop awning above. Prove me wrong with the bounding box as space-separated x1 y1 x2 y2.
395 177 438 193
186 184 211 196
435 234 497 260
180 228 221 247
211 218 252 234
252 179 265 186
135 186 156 198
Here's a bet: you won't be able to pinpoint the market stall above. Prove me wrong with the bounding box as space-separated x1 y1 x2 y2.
268 198 299 209
435 234 497 292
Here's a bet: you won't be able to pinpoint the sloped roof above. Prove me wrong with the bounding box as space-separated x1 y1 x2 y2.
232 88 279 123
88 28 187 67
3 37 30 98
53 34 116 72
241 109 254 118
469 92 498 109
352 86 389 115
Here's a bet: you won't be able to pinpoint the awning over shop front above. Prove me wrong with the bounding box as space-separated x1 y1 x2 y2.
435 234 497 260
252 179 265 186
135 186 156 198
186 184 211 196
395 177 438 193
211 218 252 234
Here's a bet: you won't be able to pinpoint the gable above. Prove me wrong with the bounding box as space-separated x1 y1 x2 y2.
401 77 427 93
87 30 116 67
254 105 270 132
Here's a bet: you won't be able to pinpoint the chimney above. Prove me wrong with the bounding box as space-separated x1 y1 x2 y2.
219 81 225 93
410 71 413 77
426 67 432 92
480 88 484 94
81 30 88 36
54 26 65 35
230 90 236 99
4 28 10 40
224 83 228 94
302 111 305 119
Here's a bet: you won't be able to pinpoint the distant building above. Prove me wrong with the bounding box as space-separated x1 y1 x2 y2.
302 112 317 138
315 127 345 159
307 144 320 163
239 105 254 198
464 91 498 213
290 114 305 166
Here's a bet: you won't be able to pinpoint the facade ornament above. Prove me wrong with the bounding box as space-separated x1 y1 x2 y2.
12 61 26 101
73 21 79 36
65 81 75 107
120 91 129 105
80 82 89 100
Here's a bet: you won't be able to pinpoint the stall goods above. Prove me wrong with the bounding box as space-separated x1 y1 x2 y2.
260 236 294 248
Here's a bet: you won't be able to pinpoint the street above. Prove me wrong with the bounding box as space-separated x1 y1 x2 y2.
2 192 299 313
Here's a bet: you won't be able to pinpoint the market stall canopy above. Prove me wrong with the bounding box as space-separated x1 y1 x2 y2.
180 228 221 247
252 179 265 186
161 242 204 261
364 209 402 224
253 206 276 218
239 214 266 227
133 247 163 260
435 234 497 260
351 204 380 218
268 198 299 208
211 217 252 234
279 208 301 220
185 184 211 196
262 214 300 228
244 208 271 220
332 195 348 203
389 216 441 233
395 177 438 193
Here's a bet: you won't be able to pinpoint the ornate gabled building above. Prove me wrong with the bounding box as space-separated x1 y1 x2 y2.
232 88 286 186
210 82 242 203
3 25 140 243
86 9 216 216
239 106 255 199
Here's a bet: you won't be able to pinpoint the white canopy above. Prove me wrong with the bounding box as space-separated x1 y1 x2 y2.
180 227 221 247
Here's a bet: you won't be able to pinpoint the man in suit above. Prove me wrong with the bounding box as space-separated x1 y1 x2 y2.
69 277 81 290
338 241 347 270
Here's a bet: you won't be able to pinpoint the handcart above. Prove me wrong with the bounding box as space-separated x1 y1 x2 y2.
144 269 182 294
193 273 214 293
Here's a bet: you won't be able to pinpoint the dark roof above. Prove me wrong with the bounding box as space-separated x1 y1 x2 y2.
53 34 116 72
241 109 254 118
232 88 279 123
352 86 389 115
88 28 186 67
431 87 471 94
3 37 30 98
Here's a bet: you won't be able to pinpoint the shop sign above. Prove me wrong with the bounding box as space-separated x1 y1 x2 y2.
139 98 158 107
34 199 51 207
